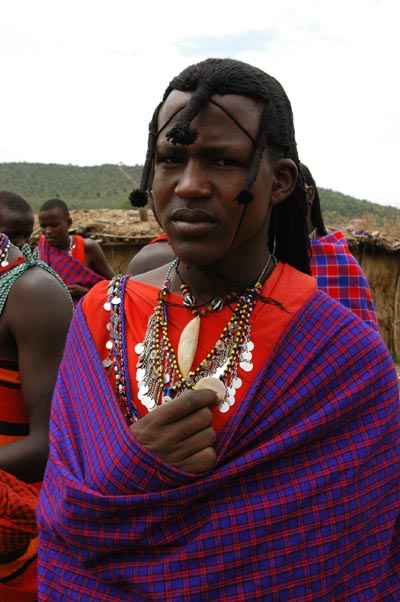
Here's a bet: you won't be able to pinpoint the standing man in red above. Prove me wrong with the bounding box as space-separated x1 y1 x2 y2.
0 228 72 601
38 198 114 304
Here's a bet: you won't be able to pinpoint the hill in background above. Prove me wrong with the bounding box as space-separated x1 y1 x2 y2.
1 162 400 236
0 162 142 210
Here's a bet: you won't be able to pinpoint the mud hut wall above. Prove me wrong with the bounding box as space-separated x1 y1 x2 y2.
103 243 144 275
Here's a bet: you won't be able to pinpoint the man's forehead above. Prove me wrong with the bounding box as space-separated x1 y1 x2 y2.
39 208 64 216
159 91 262 139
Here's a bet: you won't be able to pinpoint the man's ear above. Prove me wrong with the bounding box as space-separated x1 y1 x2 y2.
270 159 298 205
305 184 315 206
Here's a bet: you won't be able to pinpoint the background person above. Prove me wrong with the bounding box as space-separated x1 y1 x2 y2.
0 231 72 601
302 163 379 330
37 58 399 601
38 198 115 303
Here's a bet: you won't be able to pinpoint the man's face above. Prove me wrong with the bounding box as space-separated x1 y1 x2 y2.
152 91 278 269
38 208 71 249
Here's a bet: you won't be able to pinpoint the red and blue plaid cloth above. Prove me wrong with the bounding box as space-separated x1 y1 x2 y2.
311 230 379 330
37 287 400 601
38 235 102 291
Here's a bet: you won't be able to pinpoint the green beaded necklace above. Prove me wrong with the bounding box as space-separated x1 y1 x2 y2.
0 235 73 314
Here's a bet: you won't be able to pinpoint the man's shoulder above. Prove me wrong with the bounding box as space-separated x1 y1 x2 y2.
82 236 101 249
10 264 68 300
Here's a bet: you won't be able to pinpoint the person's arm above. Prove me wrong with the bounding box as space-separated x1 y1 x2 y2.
84 238 115 279
1 267 73 482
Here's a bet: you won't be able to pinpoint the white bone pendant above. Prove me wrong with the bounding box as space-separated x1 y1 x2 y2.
177 316 201 378
194 376 226 401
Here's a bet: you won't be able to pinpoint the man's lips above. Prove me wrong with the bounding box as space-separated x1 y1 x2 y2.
171 209 216 223
170 209 217 236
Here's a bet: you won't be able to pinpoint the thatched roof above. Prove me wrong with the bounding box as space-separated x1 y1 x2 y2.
344 228 400 254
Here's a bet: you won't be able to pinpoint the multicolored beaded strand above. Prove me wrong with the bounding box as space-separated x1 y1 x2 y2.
0 233 10 268
103 256 277 422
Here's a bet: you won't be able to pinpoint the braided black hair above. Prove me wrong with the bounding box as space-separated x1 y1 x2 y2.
129 57 310 274
300 163 327 236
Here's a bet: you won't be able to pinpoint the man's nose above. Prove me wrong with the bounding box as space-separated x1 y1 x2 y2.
175 160 212 199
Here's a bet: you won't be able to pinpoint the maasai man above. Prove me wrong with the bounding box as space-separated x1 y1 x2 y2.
38 198 115 303
0 192 34 249
37 58 400 601
302 163 379 331
0 232 72 601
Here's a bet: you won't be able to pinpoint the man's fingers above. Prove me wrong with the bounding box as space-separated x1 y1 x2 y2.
167 425 217 463
150 389 219 425
174 446 217 474
131 405 215 449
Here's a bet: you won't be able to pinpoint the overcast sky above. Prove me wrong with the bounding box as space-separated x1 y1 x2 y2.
2 0 399 207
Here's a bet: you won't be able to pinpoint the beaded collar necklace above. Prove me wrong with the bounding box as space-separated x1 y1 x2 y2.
67 236 75 255
175 260 239 317
103 255 277 423
0 233 11 267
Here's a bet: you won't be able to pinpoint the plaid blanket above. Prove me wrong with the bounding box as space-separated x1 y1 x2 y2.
38 235 103 290
0 470 37 556
0 469 38 600
311 230 378 330
37 291 400 601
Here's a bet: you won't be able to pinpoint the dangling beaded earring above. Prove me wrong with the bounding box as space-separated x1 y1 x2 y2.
0 234 10 267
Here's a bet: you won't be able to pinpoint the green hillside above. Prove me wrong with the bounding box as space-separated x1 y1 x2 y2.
1 162 400 234
0 162 142 210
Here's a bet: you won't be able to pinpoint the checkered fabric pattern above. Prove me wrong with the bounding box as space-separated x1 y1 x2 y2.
38 235 103 292
311 230 378 330
37 289 400 601
0 469 38 555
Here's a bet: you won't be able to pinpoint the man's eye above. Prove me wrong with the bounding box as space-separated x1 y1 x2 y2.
157 155 184 165
214 158 240 167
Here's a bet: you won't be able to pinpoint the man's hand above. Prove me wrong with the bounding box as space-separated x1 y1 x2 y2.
130 389 218 473
68 284 89 299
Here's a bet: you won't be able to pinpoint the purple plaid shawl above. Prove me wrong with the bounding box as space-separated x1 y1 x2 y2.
37 290 400 601
38 235 103 290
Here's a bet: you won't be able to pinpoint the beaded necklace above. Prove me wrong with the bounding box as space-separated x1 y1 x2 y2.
176 260 239 317
0 237 73 314
103 255 276 422
68 236 76 255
